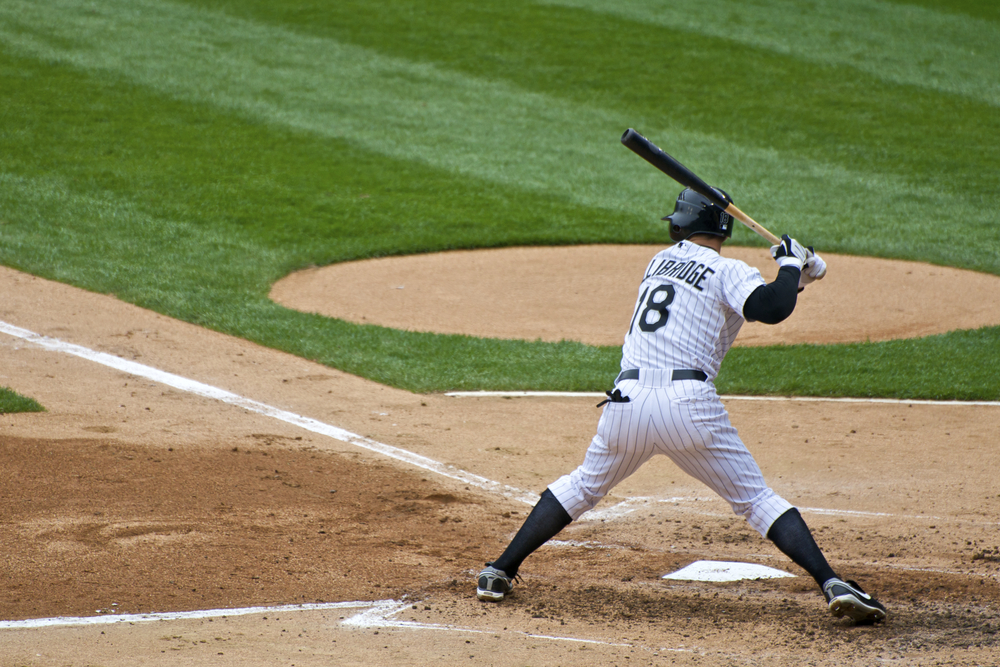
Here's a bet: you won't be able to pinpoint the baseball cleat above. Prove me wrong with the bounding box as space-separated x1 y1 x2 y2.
476 563 517 602
823 578 887 624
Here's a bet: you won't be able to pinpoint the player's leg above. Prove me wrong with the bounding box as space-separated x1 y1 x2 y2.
766 507 836 586
656 387 886 622
501 403 656 567
548 385 658 519
657 395 816 560
767 508 886 623
476 488 571 601
478 387 656 601
653 386 792 534
490 489 571 578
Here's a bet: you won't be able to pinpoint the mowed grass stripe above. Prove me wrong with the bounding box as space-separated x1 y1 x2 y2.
208 0 1000 195
0 171 285 297
540 0 1000 107
0 0 640 213
2 0 997 274
887 0 1000 23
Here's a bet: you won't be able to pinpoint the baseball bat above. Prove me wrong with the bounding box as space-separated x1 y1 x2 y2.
621 128 780 246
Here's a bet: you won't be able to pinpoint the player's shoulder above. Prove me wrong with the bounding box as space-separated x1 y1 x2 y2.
657 241 752 271
640 242 741 294
715 251 757 274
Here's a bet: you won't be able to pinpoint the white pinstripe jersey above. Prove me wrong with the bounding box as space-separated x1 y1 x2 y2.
620 241 765 380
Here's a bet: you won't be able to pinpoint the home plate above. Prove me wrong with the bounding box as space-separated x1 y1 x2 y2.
663 560 795 582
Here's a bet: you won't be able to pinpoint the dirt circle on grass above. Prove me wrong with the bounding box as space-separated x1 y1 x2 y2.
270 245 1000 346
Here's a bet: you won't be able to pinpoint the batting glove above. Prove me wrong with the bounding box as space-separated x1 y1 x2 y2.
769 234 809 271
799 251 827 288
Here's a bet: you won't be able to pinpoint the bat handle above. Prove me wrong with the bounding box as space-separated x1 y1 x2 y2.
724 203 781 246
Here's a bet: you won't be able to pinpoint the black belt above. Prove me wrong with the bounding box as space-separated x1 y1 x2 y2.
615 368 707 384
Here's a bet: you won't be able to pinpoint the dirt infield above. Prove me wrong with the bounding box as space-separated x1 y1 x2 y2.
3 253 1000 666
271 245 1000 346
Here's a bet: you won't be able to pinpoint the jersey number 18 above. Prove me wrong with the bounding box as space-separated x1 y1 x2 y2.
630 284 675 334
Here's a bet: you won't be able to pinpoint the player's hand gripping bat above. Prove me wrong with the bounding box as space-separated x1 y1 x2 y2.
621 128 781 246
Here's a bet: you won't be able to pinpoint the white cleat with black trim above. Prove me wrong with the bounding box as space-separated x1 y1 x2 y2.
823 578 887 624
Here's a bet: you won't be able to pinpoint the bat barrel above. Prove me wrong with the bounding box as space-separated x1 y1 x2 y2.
620 128 656 161
620 128 728 209
621 128 782 245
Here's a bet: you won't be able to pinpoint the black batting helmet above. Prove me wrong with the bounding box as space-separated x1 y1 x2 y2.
663 188 733 242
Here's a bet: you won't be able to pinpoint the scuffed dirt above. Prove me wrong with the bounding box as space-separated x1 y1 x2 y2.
0 436 499 621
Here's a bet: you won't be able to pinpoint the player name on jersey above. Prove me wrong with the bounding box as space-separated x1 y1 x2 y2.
644 258 716 292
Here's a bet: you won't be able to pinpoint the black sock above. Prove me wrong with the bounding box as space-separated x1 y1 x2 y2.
767 508 838 588
492 488 572 577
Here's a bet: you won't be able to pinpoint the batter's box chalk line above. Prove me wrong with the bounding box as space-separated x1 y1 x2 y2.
580 495 716 521
0 599 638 649
547 539 626 550
343 600 635 648
0 601 383 630
445 390 1000 407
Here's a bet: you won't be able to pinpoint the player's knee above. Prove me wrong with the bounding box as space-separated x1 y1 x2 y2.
568 476 607 514
550 475 600 521
729 489 793 537
577 486 607 512
730 499 755 524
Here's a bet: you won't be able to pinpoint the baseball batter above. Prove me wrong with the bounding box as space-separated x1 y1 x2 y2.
477 188 887 624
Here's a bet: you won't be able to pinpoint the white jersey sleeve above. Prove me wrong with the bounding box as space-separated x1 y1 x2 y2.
718 259 765 315
620 241 765 380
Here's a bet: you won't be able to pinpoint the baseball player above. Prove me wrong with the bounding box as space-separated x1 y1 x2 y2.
476 188 887 624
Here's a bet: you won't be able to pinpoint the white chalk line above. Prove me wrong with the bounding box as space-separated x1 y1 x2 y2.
548 539 626 550
580 494 950 524
447 391 607 398
445 391 1000 407
0 601 380 629
4 319 985 528
1 598 638 649
880 564 1000 579
0 320 538 506
344 601 635 647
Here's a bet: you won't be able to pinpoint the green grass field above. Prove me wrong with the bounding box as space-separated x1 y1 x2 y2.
0 386 44 415
0 0 997 399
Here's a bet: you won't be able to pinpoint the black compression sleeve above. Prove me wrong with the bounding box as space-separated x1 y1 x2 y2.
743 266 800 324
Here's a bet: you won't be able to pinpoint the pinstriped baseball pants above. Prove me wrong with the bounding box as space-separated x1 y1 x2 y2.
549 377 792 537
